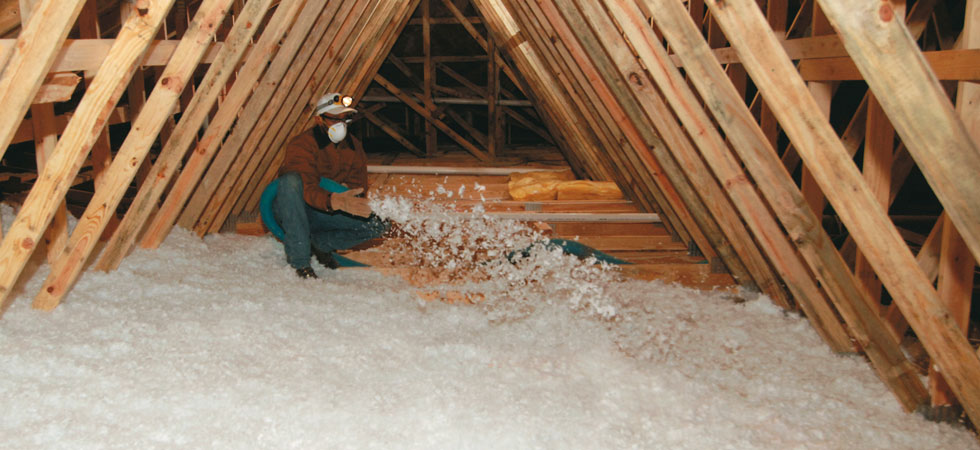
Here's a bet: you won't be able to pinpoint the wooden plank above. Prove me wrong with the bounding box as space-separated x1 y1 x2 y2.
30 104 67 264
363 109 425 156
0 39 223 73
608 0 855 351
422 0 437 157
853 93 893 312
551 222 666 236
19 0 67 264
575 236 686 252
0 0 174 316
470 212 659 223
95 0 276 272
818 0 980 270
799 48 980 81
32 0 236 312
488 35 501 158
173 0 330 232
0 0 85 162
76 0 115 213
33 72 81 104
929 215 975 405
618 264 736 290
931 0 980 406
135 0 306 249
799 4 836 219
0 0 19 39
704 0 978 421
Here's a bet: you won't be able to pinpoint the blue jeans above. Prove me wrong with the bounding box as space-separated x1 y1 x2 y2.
272 172 387 269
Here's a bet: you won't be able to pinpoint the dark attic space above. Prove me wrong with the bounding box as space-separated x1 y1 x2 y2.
0 0 979 447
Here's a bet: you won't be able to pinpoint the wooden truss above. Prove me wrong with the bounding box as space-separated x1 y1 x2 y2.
0 0 977 428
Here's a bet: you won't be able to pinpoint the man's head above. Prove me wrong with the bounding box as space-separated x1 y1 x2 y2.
314 92 357 143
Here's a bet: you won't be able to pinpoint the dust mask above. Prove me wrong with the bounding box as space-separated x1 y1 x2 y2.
327 121 347 143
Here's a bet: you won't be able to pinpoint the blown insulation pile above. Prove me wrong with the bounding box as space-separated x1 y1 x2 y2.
0 202 975 449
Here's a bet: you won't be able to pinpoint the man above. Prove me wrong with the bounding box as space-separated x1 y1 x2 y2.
273 92 387 279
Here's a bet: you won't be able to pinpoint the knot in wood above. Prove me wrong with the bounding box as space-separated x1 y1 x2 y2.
629 72 643 86
135 0 150 16
21 237 34 250
879 3 894 22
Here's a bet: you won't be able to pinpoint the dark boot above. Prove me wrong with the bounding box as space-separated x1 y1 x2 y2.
296 267 318 279
312 247 339 270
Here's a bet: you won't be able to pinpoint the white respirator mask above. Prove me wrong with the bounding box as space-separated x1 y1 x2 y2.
327 121 347 143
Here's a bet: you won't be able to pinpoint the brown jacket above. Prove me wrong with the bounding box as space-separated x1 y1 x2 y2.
279 127 368 211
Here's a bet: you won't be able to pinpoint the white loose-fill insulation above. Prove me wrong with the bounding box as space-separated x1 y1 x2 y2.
0 203 974 449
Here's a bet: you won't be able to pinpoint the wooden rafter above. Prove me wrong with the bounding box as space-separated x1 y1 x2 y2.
135 0 307 250
701 0 980 425
95 0 277 272
0 0 173 316
32 0 237 311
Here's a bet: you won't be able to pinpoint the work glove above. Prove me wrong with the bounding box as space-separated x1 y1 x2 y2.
331 188 372 218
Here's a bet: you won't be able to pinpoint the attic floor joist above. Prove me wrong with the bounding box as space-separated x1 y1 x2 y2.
0 0 978 432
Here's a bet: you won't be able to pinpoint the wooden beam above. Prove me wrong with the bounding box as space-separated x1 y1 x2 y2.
0 0 20 39
799 48 980 81
95 0 276 272
363 109 425 156
77 0 114 212
0 38 226 74
33 72 81 104
799 3 836 220
930 215 976 405
136 0 306 249
931 0 980 407
20 0 66 264
0 0 173 316
0 0 85 162
422 0 437 156
818 0 980 270
32 0 236 312
488 35 501 158
705 0 980 423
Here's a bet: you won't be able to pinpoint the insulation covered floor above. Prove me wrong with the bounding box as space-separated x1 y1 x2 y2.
0 204 976 449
